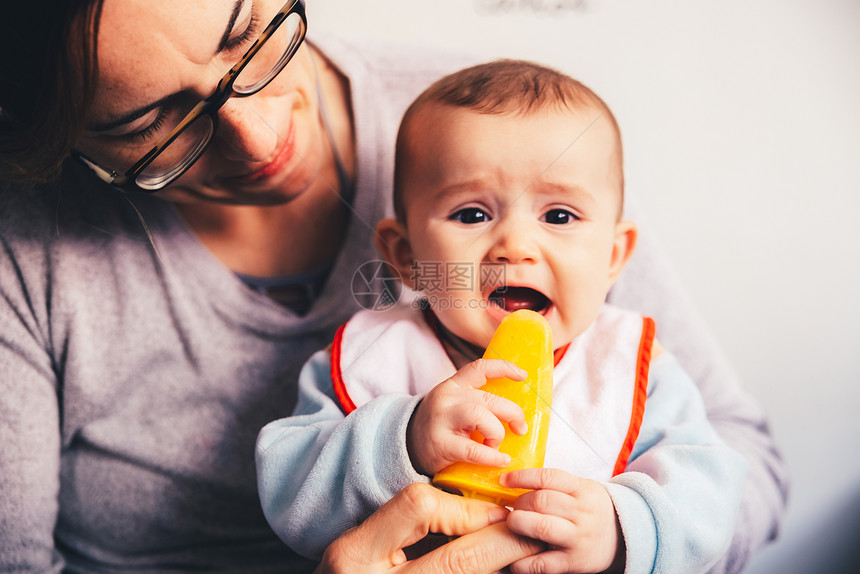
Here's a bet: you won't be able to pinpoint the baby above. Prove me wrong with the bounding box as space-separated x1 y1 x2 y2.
257 60 746 573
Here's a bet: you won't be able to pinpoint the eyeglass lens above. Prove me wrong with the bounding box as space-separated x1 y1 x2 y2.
136 115 215 190
234 9 306 94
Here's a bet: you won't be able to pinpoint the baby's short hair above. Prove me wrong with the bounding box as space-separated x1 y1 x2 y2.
407 59 609 115
394 59 623 221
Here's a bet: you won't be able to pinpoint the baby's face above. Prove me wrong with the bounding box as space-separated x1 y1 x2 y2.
399 103 633 350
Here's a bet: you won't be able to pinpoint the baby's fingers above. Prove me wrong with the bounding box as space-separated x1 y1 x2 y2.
452 359 528 440
448 403 511 467
507 508 617 574
507 508 576 548
506 510 586 574
502 467 582 494
508 487 580 520
451 358 527 389
449 435 512 468
477 390 528 442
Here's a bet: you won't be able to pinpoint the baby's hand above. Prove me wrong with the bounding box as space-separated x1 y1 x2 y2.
407 359 528 476
501 468 622 574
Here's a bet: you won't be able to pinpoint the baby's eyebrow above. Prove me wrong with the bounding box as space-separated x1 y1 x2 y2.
532 181 601 209
434 179 492 197
439 184 478 194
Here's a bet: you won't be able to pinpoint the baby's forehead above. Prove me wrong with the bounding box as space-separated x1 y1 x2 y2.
397 101 624 215
402 101 622 172
406 99 616 141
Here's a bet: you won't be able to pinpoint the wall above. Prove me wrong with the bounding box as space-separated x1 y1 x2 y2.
309 1 860 571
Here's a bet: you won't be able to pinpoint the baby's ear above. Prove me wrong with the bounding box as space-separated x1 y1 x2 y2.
375 218 416 288
608 220 638 284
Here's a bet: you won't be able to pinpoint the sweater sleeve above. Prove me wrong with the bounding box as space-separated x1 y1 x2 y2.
607 211 788 573
255 350 428 560
605 353 748 574
0 233 65 572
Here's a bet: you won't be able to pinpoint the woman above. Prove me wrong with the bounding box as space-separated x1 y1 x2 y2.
0 0 786 572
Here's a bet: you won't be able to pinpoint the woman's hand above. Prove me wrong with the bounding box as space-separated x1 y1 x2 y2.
407 359 528 476
501 468 624 574
316 483 542 574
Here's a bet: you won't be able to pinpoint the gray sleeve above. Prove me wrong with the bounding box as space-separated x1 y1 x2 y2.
607 208 789 573
0 231 65 572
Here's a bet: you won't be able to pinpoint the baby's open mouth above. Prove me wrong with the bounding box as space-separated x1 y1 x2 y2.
488 286 551 314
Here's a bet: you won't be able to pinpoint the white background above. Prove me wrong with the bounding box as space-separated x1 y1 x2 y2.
310 1 860 571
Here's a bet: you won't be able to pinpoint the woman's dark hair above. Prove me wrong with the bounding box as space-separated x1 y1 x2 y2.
0 1 104 183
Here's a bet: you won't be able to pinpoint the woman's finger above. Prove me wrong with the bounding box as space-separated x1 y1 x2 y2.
347 483 510 563
508 549 575 574
402 522 543 574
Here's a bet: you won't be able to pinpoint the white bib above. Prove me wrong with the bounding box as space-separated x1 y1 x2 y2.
330 304 654 480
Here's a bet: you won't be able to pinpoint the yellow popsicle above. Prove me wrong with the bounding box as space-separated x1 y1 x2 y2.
433 309 553 506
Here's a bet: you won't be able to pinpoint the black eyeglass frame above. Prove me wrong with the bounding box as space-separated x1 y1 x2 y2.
72 0 307 193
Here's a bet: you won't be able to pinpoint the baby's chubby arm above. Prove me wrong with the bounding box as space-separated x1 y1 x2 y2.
257 350 428 559
406 359 529 476
256 353 529 559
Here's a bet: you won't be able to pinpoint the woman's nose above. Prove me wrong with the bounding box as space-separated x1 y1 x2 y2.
488 216 539 264
213 98 282 162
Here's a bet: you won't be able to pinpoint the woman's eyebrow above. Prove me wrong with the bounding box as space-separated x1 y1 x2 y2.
87 1 245 133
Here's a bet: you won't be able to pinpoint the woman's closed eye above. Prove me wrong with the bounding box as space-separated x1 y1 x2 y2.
114 94 201 144
449 207 492 224
119 107 172 143
89 105 175 144
224 11 260 53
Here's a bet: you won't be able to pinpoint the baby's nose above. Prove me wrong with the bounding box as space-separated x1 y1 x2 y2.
489 220 539 264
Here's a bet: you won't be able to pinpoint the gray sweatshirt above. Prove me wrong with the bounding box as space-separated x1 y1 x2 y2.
0 33 786 573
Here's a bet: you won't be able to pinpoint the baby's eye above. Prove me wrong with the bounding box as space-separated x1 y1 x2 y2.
450 207 491 224
542 208 579 225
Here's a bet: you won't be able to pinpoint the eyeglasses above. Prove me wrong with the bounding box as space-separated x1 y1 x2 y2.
73 0 307 193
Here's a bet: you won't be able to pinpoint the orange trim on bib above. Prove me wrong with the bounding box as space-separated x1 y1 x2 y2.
330 322 357 415
612 316 655 476
553 343 570 366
